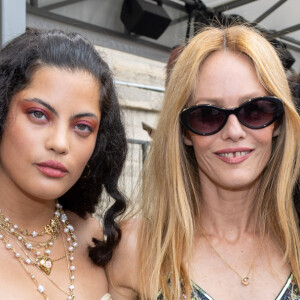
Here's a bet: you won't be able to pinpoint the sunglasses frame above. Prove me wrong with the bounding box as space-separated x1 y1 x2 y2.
180 96 284 136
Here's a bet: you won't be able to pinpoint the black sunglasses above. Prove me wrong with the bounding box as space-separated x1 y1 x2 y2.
180 96 284 136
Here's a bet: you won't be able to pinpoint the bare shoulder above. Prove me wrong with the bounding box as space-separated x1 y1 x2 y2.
108 218 140 273
106 218 142 299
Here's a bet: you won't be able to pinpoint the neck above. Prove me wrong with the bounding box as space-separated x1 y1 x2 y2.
199 179 258 240
0 188 56 233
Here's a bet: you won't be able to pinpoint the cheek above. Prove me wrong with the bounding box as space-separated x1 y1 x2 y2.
190 134 216 152
77 148 94 166
2 119 36 157
254 127 275 149
72 137 97 171
255 134 274 165
189 135 216 165
67 147 95 187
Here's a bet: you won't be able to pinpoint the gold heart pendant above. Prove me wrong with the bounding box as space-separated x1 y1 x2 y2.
37 256 53 275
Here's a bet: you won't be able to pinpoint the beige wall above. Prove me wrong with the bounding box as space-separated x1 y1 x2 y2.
95 45 166 198
96 45 165 142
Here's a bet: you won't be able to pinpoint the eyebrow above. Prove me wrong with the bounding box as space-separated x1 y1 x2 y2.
194 94 266 106
24 98 58 116
24 98 99 121
239 94 265 102
70 112 99 122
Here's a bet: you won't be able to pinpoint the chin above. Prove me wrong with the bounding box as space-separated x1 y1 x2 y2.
25 184 70 201
217 177 259 191
31 176 79 199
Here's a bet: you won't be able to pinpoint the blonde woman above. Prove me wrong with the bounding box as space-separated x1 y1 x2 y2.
107 25 300 300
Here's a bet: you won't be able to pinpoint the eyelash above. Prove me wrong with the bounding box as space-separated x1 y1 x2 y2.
28 109 48 122
74 123 94 135
27 109 95 136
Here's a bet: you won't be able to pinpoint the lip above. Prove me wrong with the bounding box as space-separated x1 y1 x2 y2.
214 148 253 164
36 160 68 178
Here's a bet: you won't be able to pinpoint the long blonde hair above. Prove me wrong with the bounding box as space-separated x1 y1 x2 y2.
137 25 300 299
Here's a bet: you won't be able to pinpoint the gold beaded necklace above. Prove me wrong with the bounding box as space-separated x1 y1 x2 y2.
0 206 61 275
0 202 77 300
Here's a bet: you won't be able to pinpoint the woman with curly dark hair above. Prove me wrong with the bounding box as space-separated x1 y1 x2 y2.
0 28 127 299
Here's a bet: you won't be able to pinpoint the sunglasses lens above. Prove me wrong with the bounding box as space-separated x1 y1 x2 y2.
181 97 283 135
238 99 280 128
186 106 226 134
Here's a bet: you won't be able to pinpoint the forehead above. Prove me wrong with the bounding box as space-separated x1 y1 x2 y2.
193 50 266 105
7 66 102 122
29 66 100 90
198 50 256 82
28 66 99 104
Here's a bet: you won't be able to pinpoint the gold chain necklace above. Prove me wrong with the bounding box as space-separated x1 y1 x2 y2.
201 230 261 286
0 205 61 275
0 205 61 237
29 234 74 297
0 202 77 300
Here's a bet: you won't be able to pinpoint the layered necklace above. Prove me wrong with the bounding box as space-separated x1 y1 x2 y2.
0 202 77 300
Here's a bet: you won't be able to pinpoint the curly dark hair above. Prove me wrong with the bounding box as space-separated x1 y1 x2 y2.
0 28 127 266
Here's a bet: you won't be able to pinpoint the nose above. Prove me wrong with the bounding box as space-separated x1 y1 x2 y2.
220 114 246 141
45 123 70 155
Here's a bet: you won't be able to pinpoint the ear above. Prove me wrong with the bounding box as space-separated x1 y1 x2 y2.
272 124 281 137
183 130 193 146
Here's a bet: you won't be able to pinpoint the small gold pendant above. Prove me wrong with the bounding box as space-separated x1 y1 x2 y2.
37 256 53 275
241 277 249 286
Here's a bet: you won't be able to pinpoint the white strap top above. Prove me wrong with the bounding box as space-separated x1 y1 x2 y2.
100 293 112 300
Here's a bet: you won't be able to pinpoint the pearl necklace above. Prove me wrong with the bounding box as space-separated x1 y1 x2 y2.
0 205 61 275
0 203 77 300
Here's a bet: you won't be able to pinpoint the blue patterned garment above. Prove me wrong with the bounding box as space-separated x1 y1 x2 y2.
190 274 300 300
158 274 300 300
